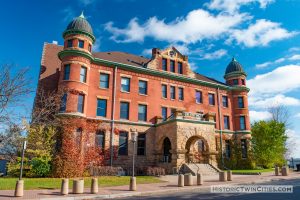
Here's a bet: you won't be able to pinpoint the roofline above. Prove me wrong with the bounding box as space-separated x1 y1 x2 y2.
224 71 247 79
58 49 243 91
63 29 96 43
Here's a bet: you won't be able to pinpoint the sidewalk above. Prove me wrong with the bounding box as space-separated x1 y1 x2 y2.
0 172 299 200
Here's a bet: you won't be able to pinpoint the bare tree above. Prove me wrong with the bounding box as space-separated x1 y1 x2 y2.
0 64 32 124
268 104 291 127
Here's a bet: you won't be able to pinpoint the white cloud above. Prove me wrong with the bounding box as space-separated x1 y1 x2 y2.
255 57 285 69
249 110 271 122
295 113 300 118
249 94 300 108
206 0 274 13
285 129 300 158
200 49 227 60
248 65 300 95
288 54 300 61
228 19 297 47
141 49 152 56
92 39 101 52
105 9 247 44
78 0 95 6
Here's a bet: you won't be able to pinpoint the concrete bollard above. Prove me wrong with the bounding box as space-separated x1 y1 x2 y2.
178 174 184 187
275 167 279 176
91 177 98 194
61 178 69 195
282 166 288 176
227 170 232 181
184 173 193 186
219 171 227 182
73 179 84 194
14 180 24 197
197 173 203 185
129 177 137 191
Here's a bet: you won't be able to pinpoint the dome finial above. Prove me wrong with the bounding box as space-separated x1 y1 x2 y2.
79 11 85 18
232 56 236 62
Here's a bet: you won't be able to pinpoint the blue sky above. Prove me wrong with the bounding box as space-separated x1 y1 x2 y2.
1 0 300 157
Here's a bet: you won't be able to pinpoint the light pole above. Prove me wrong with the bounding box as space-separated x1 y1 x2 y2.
15 140 27 197
130 132 137 191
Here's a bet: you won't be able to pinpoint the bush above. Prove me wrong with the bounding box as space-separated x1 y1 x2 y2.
30 157 52 177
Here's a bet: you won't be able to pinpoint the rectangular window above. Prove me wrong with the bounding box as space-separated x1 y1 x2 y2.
238 97 244 108
96 99 107 117
67 39 73 47
77 94 84 113
240 116 246 130
162 84 167 98
170 60 175 72
178 62 183 74
80 66 87 83
233 79 239 85
171 108 176 117
137 133 146 155
209 93 215 105
138 104 147 121
162 107 167 121
241 79 245 85
225 140 231 158
88 44 92 52
222 96 228 107
63 64 70 80
178 87 184 101
241 139 247 158
170 86 175 100
120 102 129 120
224 115 230 130
162 58 167 71
95 130 105 151
118 131 128 155
139 80 147 95
196 91 202 104
100 73 109 89
60 93 67 112
121 77 130 92
78 40 84 48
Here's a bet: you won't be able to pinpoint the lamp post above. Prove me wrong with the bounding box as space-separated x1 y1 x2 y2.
15 140 27 197
130 132 137 191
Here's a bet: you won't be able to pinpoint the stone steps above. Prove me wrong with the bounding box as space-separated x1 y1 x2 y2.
181 163 219 176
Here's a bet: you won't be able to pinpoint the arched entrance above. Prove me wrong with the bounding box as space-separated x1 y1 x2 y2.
185 136 209 163
162 137 172 163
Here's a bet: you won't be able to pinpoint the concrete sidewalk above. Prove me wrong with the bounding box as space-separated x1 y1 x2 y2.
0 172 299 200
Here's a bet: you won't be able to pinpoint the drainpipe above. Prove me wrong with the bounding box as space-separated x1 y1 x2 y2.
216 87 225 169
110 66 117 166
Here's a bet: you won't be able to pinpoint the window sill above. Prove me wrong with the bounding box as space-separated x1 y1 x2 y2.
139 93 148 96
99 87 109 90
196 102 203 105
170 99 175 101
222 106 229 109
96 116 108 119
179 99 184 102
209 104 215 107
61 80 89 86
162 97 168 100
121 90 130 94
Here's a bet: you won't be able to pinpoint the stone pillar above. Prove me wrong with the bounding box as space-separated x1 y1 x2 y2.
14 180 24 197
219 171 227 182
129 177 137 191
197 173 203 185
227 170 232 181
184 173 193 186
61 178 69 195
91 177 98 194
73 179 84 194
282 166 288 176
275 167 279 176
178 174 184 187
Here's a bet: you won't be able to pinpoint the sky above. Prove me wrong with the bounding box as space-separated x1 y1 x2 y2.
1 0 300 157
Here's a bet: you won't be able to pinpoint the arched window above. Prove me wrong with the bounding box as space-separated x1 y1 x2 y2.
163 137 172 163
75 127 82 146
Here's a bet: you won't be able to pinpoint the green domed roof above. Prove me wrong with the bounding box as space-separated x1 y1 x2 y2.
225 57 245 75
65 12 93 35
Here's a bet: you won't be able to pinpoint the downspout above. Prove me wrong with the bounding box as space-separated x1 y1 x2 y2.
216 87 225 169
110 66 117 166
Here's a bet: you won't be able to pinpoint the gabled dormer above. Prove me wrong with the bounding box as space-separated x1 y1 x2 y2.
147 46 195 78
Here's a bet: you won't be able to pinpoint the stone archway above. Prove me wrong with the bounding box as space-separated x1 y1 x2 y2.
185 136 209 163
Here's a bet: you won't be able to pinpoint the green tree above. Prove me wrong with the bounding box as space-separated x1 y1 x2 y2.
251 120 287 168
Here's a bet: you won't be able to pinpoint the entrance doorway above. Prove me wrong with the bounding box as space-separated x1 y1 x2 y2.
185 136 208 163
163 137 171 163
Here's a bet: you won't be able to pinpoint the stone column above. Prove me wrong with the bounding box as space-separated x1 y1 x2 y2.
219 171 227 182
178 174 184 187
61 178 69 195
14 180 24 197
227 170 232 181
184 173 193 186
73 179 84 194
91 177 98 194
275 167 279 176
197 173 203 185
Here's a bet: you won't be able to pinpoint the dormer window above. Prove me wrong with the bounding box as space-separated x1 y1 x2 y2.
178 62 183 74
78 40 84 48
67 39 73 47
170 60 175 72
162 58 167 71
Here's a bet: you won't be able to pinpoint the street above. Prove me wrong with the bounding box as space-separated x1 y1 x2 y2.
111 178 300 200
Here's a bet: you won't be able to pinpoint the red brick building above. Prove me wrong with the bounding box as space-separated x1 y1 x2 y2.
36 13 251 173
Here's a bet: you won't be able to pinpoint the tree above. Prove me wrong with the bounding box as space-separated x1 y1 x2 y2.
268 104 290 127
251 120 287 168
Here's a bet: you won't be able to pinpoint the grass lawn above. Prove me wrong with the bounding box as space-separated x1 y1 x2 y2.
231 168 274 173
0 176 162 190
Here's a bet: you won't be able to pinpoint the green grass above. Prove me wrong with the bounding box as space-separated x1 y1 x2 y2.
0 176 162 190
231 168 274 173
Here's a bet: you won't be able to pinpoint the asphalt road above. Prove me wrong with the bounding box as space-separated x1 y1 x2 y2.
111 178 300 200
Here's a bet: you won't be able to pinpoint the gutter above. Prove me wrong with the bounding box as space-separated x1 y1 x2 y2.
110 66 117 166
